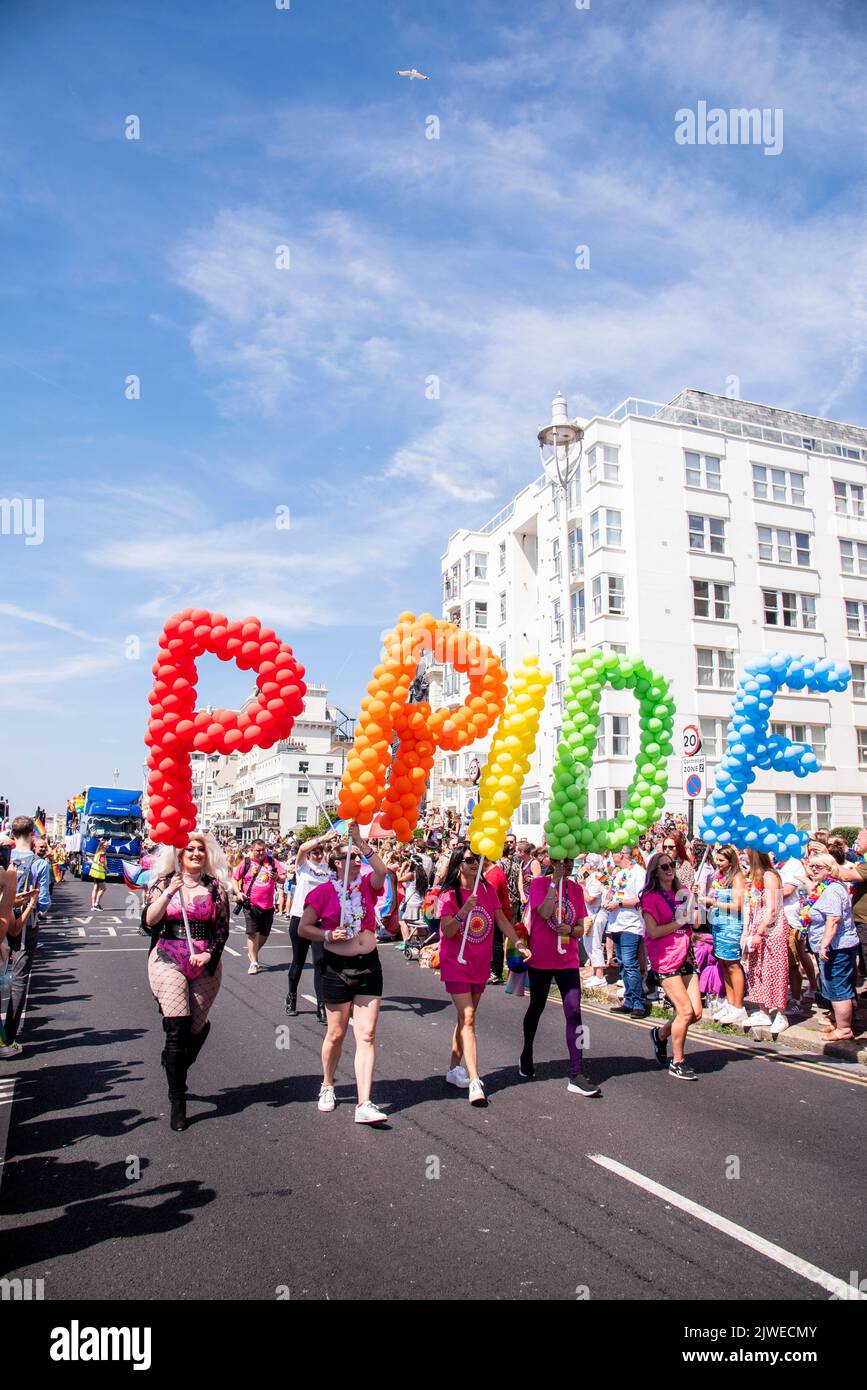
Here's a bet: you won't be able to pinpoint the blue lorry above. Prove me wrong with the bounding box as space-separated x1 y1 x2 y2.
66 786 144 880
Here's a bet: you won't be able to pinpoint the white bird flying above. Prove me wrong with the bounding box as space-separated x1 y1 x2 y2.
396 68 429 80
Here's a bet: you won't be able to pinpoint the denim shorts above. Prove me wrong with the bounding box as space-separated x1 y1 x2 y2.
818 945 857 1002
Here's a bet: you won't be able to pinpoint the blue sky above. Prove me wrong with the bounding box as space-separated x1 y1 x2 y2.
2 0 866 813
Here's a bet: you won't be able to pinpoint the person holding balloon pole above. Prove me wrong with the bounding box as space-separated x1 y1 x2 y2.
519 856 599 1096
438 842 531 1106
299 822 388 1124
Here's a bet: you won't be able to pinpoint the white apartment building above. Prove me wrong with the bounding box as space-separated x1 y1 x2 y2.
188 683 352 840
436 389 867 837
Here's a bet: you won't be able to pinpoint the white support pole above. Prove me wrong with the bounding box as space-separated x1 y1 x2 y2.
457 858 485 965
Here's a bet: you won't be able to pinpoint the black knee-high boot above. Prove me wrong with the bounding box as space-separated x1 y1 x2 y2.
186 1020 210 1073
162 1017 191 1131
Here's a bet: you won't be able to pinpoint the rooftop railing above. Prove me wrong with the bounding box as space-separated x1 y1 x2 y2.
609 397 867 462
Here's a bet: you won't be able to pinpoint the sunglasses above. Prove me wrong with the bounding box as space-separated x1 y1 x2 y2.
334 853 361 863
462 855 480 865
663 843 677 851
658 860 674 871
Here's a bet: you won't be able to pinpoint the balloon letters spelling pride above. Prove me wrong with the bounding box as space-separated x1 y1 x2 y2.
144 609 307 849
338 611 507 841
700 652 850 861
545 650 675 857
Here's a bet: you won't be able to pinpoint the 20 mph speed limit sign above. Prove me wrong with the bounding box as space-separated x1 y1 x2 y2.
682 723 702 757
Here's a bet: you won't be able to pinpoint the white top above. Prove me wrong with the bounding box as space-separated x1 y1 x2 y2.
292 861 334 916
779 857 806 929
605 865 647 936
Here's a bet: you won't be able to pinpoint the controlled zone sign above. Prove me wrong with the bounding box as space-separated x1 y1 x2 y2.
682 755 706 800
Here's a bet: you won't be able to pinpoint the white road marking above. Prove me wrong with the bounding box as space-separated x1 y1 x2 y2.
223 946 241 957
587 1153 867 1301
301 994 317 1004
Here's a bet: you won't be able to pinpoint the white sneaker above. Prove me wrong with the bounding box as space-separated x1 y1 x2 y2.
317 1085 336 1112
770 1012 790 1035
446 1065 471 1089
745 1010 773 1028
584 975 606 990
247 962 260 975
354 1101 387 1124
615 981 626 998
712 1001 732 1021
0 1041 23 1059
724 1007 748 1026
468 1079 488 1107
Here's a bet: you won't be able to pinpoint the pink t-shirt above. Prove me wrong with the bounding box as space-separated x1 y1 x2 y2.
438 881 501 988
528 877 586 969
305 876 378 936
640 889 691 974
235 857 283 910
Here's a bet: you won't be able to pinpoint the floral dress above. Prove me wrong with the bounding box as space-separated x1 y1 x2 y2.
746 880 788 1013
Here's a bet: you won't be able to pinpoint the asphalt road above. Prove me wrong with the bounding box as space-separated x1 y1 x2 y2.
1 876 865 1301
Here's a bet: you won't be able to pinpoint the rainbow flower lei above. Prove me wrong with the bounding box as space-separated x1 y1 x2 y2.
798 878 835 932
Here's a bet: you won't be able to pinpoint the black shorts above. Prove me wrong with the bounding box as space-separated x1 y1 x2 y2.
321 947 383 1005
244 906 275 939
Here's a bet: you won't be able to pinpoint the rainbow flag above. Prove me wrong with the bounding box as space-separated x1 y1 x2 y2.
34 818 46 839
52 863 65 884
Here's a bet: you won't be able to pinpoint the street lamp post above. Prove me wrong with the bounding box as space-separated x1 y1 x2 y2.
538 392 584 665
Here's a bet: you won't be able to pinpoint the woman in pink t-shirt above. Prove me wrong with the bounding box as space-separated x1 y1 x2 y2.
519 860 599 1097
299 822 388 1125
640 852 702 1080
439 842 530 1107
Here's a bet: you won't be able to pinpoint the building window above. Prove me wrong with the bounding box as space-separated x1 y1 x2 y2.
326 762 334 774
596 715 606 757
858 730 867 767
552 537 561 579
298 760 309 773
697 647 735 688
699 717 726 760
852 662 866 699
568 526 583 575
568 470 581 509
775 794 831 830
552 599 564 643
596 790 608 820
688 514 726 554
498 540 506 573
757 526 811 567
592 574 625 617
692 579 731 620
570 588 585 641
762 589 817 630
586 444 619 487
752 464 806 505
499 591 507 624
771 723 827 760
464 551 487 582
297 782 309 796
611 715 629 757
685 451 721 490
553 661 563 705
473 601 488 629
833 480 865 518
845 599 867 637
296 807 308 824
589 507 622 550
500 643 507 667
840 538 867 576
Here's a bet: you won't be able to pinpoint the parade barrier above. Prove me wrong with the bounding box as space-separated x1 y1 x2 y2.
144 608 306 849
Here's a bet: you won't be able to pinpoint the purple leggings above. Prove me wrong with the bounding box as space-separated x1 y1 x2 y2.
522 966 584 1075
